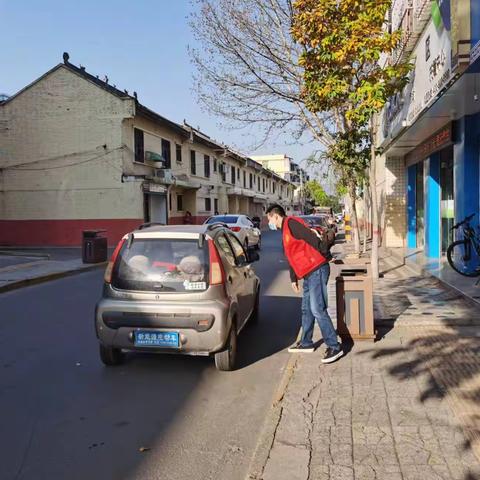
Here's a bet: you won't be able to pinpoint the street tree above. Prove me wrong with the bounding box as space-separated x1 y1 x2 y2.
305 180 329 207
190 0 370 254
292 0 411 278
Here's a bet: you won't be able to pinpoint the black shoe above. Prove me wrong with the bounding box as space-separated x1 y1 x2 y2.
321 347 344 364
288 342 315 353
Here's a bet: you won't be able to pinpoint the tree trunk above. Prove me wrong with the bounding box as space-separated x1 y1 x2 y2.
369 117 380 279
348 185 361 254
363 179 369 254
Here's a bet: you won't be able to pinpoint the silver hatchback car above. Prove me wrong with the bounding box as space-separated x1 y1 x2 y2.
95 223 260 371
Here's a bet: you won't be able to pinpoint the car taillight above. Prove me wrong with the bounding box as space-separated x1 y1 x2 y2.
104 238 125 284
230 226 241 232
208 239 225 285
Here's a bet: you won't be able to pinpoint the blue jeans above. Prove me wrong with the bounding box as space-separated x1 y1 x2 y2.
300 263 340 350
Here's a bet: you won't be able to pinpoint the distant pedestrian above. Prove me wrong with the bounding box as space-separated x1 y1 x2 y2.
266 204 343 363
184 211 193 225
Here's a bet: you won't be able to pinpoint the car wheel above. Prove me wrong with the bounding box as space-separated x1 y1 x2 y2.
214 323 238 371
249 287 260 324
255 236 261 250
99 344 125 366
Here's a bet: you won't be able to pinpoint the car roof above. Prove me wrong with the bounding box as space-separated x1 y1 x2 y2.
124 224 206 240
125 223 233 240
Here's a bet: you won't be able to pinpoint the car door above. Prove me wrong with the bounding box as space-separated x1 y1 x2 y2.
215 233 246 328
226 232 255 329
243 217 256 245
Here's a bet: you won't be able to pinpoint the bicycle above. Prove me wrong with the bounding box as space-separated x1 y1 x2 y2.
446 213 480 277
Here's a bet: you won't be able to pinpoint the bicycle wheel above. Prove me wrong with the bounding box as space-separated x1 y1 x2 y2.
447 240 480 277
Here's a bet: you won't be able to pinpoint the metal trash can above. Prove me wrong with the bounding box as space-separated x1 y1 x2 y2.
335 262 375 341
82 230 108 264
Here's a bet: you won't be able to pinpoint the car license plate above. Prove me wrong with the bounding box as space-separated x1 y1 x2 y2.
134 330 179 348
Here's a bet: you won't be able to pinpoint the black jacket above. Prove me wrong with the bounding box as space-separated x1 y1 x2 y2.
282 217 332 282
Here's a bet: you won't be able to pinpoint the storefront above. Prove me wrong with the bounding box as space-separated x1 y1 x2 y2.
406 123 455 257
378 1 480 259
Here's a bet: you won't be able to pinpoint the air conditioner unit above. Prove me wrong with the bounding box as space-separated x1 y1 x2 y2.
155 169 173 183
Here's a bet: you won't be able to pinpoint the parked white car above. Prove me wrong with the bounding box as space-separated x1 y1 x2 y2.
204 214 261 250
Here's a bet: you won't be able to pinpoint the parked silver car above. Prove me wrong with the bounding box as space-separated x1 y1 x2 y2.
95 224 260 371
204 214 261 250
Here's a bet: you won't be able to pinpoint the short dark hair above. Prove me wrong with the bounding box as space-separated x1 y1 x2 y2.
266 204 286 217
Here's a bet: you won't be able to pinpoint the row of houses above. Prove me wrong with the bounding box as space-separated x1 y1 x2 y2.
0 55 303 246
373 0 480 262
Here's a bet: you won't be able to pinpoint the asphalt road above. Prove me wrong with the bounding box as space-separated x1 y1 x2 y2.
0 231 301 480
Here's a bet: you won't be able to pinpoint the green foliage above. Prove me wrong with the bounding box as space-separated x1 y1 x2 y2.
305 180 329 206
305 180 341 210
292 0 412 125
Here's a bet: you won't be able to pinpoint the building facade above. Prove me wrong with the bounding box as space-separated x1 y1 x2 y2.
250 154 310 213
378 0 480 259
0 57 295 246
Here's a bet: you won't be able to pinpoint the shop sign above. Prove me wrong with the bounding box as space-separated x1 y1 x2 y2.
405 123 453 165
143 183 166 194
406 19 453 125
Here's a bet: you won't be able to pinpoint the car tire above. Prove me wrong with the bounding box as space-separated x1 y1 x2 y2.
99 344 125 366
214 323 237 371
249 287 260 324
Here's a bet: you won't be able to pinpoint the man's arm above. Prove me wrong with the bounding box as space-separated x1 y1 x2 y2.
288 219 332 259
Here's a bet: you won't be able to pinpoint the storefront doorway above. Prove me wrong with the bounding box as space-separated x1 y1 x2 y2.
415 162 425 248
440 147 454 254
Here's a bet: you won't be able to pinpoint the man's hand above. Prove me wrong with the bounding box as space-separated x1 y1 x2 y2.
291 282 300 293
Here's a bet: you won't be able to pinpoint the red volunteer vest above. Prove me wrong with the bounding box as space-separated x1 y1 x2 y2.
282 216 327 279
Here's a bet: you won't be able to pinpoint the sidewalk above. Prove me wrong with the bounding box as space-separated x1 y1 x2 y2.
0 248 109 293
247 241 480 480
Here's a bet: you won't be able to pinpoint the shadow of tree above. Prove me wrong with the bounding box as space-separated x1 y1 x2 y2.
361 328 480 479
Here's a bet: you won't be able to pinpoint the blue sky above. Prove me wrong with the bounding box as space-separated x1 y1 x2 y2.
0 0 320 169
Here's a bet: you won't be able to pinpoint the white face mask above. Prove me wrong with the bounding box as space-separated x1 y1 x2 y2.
268 214 278 230
268 222 278 231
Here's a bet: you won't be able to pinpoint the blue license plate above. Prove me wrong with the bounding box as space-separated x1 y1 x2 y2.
134 330 179 348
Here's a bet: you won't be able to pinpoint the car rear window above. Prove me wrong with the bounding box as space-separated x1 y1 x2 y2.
206 216 239 224
301 216 327 227
112 238 209 292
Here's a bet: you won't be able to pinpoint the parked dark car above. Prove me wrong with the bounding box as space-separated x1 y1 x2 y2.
299 215 336 246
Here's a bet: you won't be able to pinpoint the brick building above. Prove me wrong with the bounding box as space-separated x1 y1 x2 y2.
0 55 295 246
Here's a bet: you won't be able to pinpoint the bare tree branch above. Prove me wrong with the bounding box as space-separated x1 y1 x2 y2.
189 0 337 150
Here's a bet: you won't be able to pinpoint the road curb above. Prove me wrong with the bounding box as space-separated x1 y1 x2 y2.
245 327 301 480
0 262 107 294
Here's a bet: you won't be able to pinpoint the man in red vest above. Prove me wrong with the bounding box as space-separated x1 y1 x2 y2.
266 204 343 363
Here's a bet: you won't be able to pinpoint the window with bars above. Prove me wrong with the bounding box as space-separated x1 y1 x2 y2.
134 128 144 163
190 150 196 175
176 144 182 163
204 155 210 178
161 139 171 168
